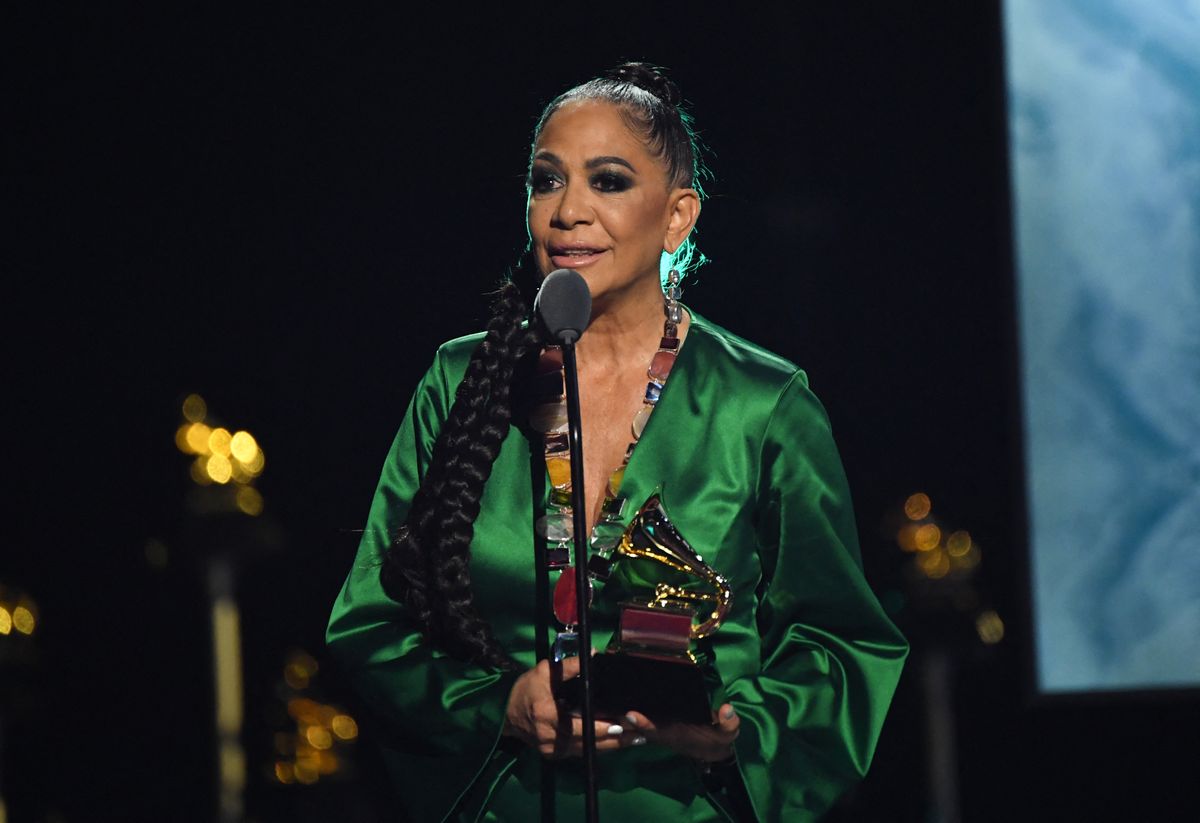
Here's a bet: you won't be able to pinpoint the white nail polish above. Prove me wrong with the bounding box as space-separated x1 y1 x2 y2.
623 713 638 727
632 735 647 746
606 724 624 736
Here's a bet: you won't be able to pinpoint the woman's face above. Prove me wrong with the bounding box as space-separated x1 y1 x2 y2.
526 100 698 306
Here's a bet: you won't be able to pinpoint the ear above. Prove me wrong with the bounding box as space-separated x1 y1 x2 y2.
663 188 701 254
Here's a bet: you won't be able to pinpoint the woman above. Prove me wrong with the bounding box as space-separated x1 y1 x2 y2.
327 63 907 822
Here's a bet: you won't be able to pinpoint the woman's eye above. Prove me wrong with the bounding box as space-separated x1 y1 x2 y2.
592 171 631 193
528 169 562 195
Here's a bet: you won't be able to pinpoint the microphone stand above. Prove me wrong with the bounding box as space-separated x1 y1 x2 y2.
560 336 599 823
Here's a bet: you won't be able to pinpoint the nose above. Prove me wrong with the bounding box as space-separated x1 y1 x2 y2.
551 179 593 229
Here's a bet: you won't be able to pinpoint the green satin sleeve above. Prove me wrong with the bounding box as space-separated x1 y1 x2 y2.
726 371 909 821
325 345 518 823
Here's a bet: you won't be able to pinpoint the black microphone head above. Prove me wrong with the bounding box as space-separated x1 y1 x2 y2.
534 269 592 344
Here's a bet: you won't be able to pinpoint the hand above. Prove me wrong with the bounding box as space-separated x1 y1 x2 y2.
502 657 641 758
620 703 740 763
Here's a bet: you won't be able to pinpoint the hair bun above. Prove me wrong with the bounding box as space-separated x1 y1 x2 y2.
604 62 682 106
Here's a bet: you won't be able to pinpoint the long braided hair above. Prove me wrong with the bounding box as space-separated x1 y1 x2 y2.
379 272 543 671
380 62 706 671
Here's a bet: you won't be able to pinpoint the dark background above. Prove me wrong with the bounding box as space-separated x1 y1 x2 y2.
4 2 1196 821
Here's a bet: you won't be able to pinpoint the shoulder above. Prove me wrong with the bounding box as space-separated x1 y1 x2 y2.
685 309 837 443
685 308 810 396
432 331 487 374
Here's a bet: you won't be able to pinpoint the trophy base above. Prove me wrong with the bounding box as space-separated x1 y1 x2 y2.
557 651 712 726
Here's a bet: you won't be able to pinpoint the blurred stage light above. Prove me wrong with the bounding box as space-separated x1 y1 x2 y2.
331 715 358 741
946 530 972 556
205 454 233 484
185 422 213 455
293 759 319 785
287 698 320 726
976 610 1005 645
190 456 212 485
284 663 311 690
235 486 263 516
243 447 265 477
904 492 932 520
897 523 920 552
12 605 35 635
915 523 942 552
952 544 982 571
918 548 951 579
230 431 258 464
208 427 233 458
0 606 11 635
305 726 333 750
183 393 208 423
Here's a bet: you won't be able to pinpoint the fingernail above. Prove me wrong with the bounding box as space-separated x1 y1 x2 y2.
623 713 639 727
606 724 624 736
631 735 647 746
722 706 736 720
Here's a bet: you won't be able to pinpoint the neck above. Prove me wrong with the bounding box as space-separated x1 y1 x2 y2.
573 274 687 372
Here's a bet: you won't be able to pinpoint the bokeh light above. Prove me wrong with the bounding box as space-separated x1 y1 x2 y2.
235 486 263 516
230 431 258 464
205 454 233 484
305 726 333 750
12 605 35 635
182 393 208 423
976 609 1005 644
287 698 320 726
904 492 932 520
951 544 982 571
284 664 311 691
0 606 11 635
946 530 972 556
918 548 951 579
184 422 212 454
316 750 338 775
243 447 265 476
208 427 233 458
293 760 318 785
915 523 942 552
331 715 358 741
190 456 213 485
272 649 355 787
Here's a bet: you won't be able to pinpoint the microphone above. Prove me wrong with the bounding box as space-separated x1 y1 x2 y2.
535 268 592 344
533 267 600 820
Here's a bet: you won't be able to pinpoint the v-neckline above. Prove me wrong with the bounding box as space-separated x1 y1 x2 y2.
542 305 698 538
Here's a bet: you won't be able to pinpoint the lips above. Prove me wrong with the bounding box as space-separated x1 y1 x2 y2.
549 245 608 269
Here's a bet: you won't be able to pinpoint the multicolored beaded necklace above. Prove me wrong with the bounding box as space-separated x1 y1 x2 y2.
529 272 684 660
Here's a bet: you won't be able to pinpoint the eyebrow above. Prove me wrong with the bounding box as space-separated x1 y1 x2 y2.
533 151 637 173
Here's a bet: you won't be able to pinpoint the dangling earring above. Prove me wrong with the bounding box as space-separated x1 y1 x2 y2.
664 268 683 337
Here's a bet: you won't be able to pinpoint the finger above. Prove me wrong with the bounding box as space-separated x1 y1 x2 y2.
566 716 630 740
559 655 581 680
621 710 657 734
716 704 741 737
548 655 581 699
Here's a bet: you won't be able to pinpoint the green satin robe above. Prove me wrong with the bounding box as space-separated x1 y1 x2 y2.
326 310 908 822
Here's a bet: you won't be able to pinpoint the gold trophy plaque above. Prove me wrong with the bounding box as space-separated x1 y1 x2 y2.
562 493 733 725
